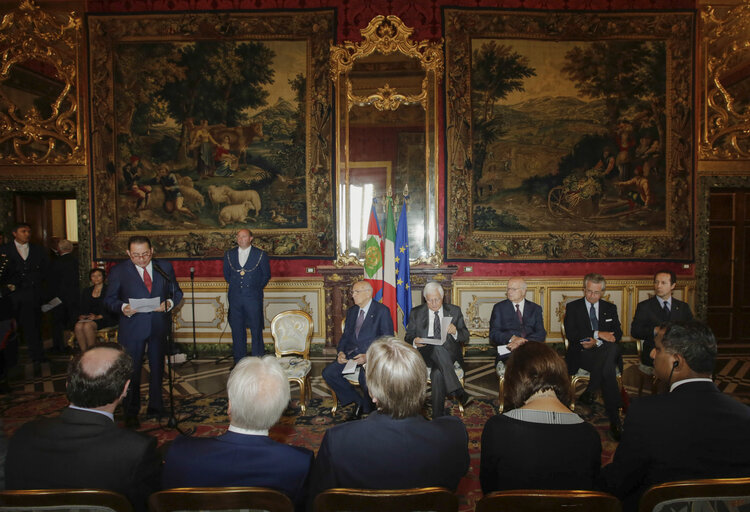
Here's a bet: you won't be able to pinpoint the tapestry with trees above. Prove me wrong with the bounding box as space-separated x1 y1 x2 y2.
444 9 694 261
88 10 335 259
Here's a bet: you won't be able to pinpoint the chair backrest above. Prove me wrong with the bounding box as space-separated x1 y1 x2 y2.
148 487 294 512
476 489 622 512
271 310 313 357
639 477 750 512
0 489 133 512
314 487 457 512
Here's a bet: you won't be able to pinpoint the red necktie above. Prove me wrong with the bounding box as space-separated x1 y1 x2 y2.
143 268 152 293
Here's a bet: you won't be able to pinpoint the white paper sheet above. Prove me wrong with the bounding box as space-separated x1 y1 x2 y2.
497 345 511 356
129 297 161 313
41 297 62 313
342 359 358 375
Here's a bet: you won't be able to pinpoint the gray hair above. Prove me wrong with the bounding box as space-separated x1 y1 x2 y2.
366 337 426 419
661 321 717 375
423 281 444 299
583 273 606 291
227 356 290 430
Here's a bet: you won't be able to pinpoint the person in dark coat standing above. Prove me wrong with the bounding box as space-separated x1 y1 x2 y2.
223 229 271 362
47 239 79 353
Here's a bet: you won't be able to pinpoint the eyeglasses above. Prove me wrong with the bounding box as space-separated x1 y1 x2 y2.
425 298 442 304
352 289 367 295
130 251 151 259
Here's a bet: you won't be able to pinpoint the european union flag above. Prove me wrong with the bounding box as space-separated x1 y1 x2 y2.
395 203 411 328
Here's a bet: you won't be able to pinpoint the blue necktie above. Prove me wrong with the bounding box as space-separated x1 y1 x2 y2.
355 310 365 338
589 304 598 331
433 311 441 339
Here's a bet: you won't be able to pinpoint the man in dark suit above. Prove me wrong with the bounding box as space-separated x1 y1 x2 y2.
5 344 161 512
631 269 693 366
564 273 623 438
405 281 471 417
163 356 313 511
47 239 79 354
0 223 49 371
223 229 271 362
104 235 183 427
321 280 393 419
599 321 750 512
309 338 469 505
489 277 547 366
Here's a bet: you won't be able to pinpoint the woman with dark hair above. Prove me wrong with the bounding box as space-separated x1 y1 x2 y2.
73 268 117 351
480 341 602 494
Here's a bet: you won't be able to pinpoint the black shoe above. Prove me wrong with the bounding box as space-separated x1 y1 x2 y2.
578 390 595 405
609 419 623 441
146 406 164 419
347 404 363 421
124 415 140 429
457 390 474 409
32 362 42 376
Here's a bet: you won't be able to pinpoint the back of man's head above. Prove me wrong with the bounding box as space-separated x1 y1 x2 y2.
662 320 717 375
366 337 426 419
227 356 290 430
67 344 133 408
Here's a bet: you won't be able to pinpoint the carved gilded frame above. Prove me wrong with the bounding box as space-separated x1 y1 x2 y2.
700 3 750 160
330 15 443 265
0 0 84 166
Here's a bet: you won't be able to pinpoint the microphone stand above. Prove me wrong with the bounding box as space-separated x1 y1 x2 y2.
149 261 194 435
189 267 198 360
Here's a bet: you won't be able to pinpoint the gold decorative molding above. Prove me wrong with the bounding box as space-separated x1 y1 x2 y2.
0 0 84 165
700 3 750 159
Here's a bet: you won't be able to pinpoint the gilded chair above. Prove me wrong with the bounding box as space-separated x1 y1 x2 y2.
148 487 293 512
496 361 506 412
0 489 133 512
639 477 750 512
476 489 622 512
313 487 458 512
270 310 314 413
67 325 119 349
635 338 659 397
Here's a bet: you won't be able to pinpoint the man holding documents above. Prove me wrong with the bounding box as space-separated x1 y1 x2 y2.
105 235 183 428
564 273 623 439
405 281 471 417
489 277 547 367
321 280 393 420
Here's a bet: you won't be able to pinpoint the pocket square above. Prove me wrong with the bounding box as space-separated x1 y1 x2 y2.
605 318 612 322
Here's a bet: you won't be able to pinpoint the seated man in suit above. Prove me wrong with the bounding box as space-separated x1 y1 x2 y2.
489 277 546 372
631 269 693 366
5 344 161 512
309 338 469 505
599 321 750 512
405 281 472 417
564 273 623 439
322 280 393 420
163 356 313 511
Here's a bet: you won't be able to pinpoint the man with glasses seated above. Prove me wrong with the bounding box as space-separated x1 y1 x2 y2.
405 281 471 417
104 235 183 428
564 272 623 439
321 280 393 421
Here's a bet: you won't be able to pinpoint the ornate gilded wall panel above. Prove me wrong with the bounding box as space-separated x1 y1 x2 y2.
0 1 84 166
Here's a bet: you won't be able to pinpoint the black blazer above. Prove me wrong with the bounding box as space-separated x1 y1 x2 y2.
404 302 469 361
631 296 693 363
599 381 750 511
489 299 547 358
336 300 394 355
564 297 622 373
6 407 161 512
0 242 49 301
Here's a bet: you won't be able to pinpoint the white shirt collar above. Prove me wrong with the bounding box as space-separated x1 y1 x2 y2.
228 425 269 436
133 261 153 277
359 299 372 317
14 240 28 249
68 404 114 422
511 298 526 312
670 377 713 392
657 296 672 307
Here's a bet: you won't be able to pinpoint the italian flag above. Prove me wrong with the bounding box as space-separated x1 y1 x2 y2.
363 203 383 301
382 196 397 331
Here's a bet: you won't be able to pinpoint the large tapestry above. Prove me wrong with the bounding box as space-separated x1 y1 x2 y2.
444 9 694 261
88 10 335 258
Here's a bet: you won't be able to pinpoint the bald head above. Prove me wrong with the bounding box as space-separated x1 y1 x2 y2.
67 344 133 410
506 277 527 303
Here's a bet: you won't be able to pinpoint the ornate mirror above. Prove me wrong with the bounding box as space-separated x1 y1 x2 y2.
330 15 442 264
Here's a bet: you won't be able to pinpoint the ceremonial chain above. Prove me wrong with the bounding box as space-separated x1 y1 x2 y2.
227 247 265 276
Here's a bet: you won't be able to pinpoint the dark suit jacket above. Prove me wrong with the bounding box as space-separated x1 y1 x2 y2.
104 259 183 345
0 242 49 302
163 431 313 511
308 411 469 501
223 246 271 298
631 296 693 362
404 302 468 362
564 297 622 373
336 300 394 355
599 381 750 511
489 299 546 348
5 407 161 512
47 252 79 324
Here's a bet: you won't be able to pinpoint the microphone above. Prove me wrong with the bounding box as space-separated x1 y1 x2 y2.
190 266 195 281
665 360 678 393
151 261 171 281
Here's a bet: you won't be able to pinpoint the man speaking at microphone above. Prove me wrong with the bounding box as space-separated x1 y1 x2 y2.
105 235 183 428
599 321 750 511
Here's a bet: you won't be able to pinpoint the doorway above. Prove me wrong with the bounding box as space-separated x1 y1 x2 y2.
13 193 78 251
